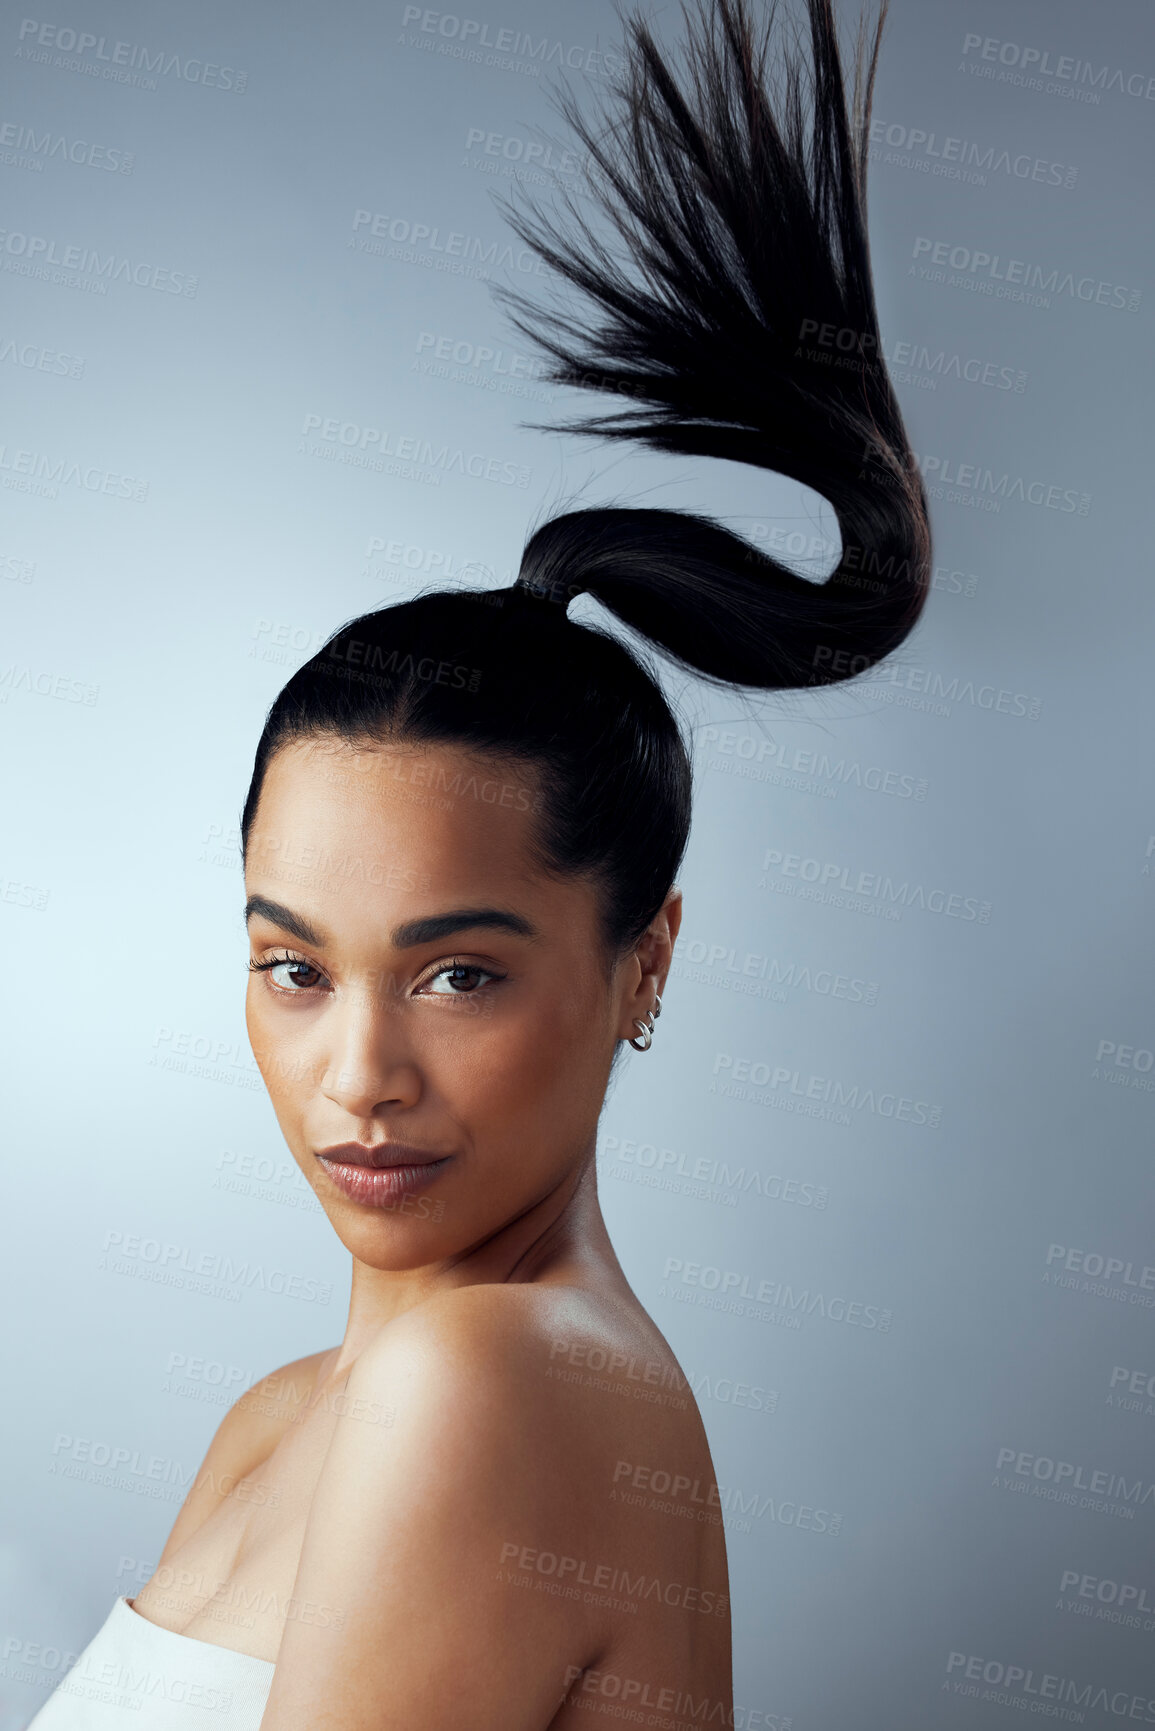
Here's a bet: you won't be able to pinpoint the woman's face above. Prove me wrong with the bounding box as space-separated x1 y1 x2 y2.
243 737 663 1271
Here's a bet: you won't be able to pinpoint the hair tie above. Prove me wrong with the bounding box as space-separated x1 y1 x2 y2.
510 575 580 610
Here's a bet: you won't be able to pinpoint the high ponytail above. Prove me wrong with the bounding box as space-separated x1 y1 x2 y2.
498 0 930 688
241 0 930 960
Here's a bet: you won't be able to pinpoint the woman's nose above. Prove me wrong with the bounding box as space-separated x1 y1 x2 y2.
318 993 422 1117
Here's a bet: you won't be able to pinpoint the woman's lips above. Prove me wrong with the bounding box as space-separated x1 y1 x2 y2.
313 1144 452 1209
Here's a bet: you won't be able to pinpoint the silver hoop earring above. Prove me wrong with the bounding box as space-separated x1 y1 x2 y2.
628 1018 653 1051
653 994 662 1018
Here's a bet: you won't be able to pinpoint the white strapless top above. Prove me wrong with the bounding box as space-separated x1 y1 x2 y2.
25 1596 275 1729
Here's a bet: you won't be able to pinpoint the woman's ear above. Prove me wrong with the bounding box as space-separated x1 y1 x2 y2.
616 886 682 1041
664 885 683 952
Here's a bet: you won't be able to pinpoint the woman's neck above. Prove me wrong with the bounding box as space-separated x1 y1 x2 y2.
328 1151 626 1377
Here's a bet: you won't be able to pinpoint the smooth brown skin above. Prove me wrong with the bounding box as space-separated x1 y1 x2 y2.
131 738 732 1730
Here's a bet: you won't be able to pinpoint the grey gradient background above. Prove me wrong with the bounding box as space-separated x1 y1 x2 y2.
2 0 1153 1727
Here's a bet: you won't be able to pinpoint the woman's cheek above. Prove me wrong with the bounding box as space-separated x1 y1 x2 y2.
246 986 303 1106
246 986 277 1068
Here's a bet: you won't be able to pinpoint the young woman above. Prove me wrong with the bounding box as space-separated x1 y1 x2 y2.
30 0 929 1725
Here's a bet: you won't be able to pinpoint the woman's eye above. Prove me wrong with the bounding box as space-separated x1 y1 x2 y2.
422 963 497 995
248 955 498 998
249 956 325 992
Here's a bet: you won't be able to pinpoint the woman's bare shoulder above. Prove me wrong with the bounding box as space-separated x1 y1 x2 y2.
258 1286 716 1729
345 1278 709 1497
203 1346 334 1473
228 1347 335 1443
155 1347 334 1563
353 1280 685 1411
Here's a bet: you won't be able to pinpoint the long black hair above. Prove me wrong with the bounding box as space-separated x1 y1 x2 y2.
241 0 930 961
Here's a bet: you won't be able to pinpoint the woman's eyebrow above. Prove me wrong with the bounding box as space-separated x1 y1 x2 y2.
244 896 540 950
390 908 541 948
244 895 324 946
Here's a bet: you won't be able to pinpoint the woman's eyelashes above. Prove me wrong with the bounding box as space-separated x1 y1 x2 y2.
248 952 327 993
418 961 505 996
247 951 505 998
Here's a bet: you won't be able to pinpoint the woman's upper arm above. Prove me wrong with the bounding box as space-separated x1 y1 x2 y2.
259 1294 605 1731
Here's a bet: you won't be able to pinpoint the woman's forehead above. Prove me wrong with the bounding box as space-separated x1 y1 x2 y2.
244 738 596 939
